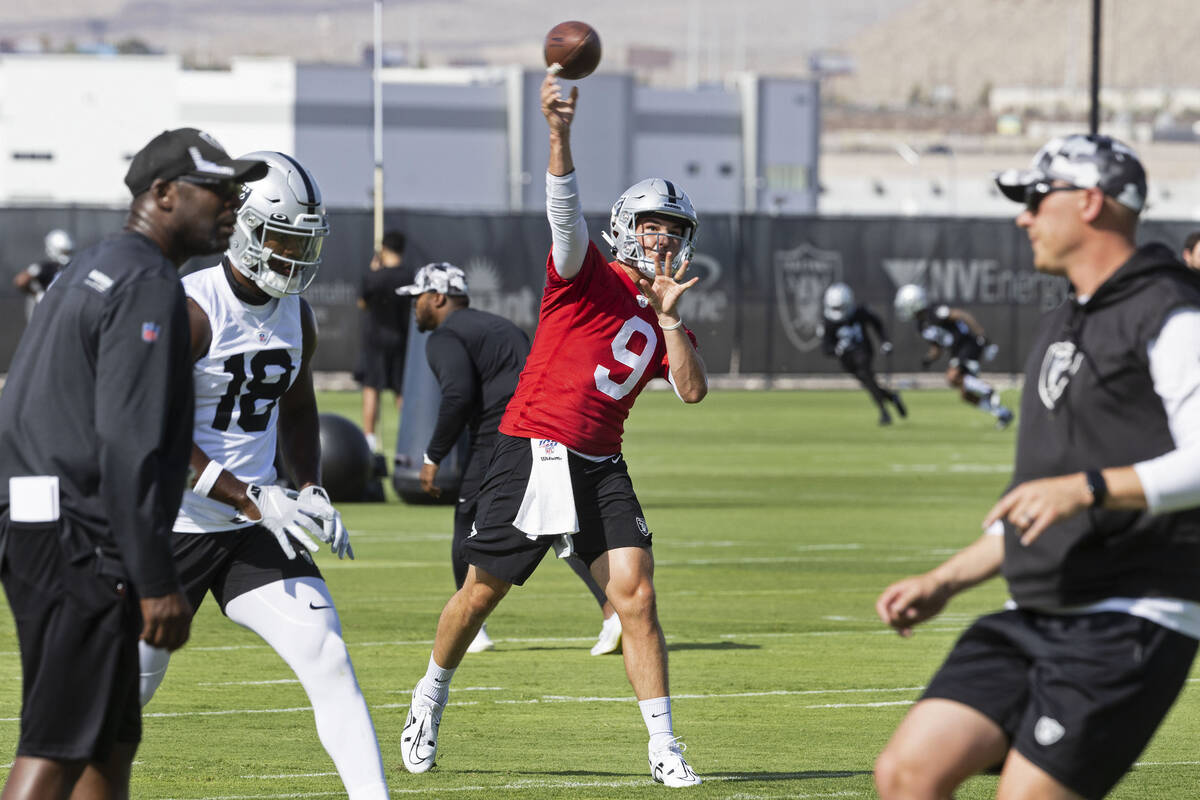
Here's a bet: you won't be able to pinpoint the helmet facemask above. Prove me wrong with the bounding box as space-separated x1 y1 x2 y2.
602 178 699 279
235 210 327 297
227 151 329 299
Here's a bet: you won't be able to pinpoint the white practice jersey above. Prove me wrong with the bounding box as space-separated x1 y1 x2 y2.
175 265 303 533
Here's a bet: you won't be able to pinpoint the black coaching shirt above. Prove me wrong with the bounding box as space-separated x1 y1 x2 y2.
360 265 414 350
424 307 530 465
1004 243 1200 607
0 231 193 597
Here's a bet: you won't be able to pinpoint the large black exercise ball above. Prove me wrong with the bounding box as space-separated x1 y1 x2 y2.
318 413 373 502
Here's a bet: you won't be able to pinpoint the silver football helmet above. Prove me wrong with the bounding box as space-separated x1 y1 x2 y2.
227 151 329 298
44 229 74 265
823 282 855 322
600 178 698 278
894 284 929 322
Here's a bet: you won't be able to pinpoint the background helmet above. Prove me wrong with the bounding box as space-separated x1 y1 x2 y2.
227 151 329 298
823 282 855 321
44 229 74 265
894 283 929 322
600 178 698 278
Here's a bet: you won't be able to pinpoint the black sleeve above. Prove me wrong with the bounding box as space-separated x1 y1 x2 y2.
94 276 191 598
861 307 887 343
424 331 479 464
820 318 837 356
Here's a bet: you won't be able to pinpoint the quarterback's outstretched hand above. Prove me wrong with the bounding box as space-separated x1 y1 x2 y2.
637 248 699 324
541 74 578 134
243 484 323 560
298 485 354 560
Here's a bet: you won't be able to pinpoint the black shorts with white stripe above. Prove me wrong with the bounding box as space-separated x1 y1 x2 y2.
463 433 653 585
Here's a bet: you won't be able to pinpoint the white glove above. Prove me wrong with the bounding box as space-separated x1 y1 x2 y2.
881 341 893 354
244 484 323 560
297 485 354 560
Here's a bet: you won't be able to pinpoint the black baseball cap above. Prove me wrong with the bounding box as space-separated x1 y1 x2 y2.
994 133 1147 213
124 128 269 196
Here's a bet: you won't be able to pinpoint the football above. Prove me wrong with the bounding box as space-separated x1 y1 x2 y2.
543 20 602 80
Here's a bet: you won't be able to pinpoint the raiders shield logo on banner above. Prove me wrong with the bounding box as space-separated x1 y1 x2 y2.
774 243 842 352
1038 340 1084 410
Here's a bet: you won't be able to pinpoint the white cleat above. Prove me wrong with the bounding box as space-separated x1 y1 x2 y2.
401 684 443 774
590 614 622 656
649 738 702 788
466 623 494 653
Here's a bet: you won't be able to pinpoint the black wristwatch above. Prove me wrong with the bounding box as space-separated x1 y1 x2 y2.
1084 469 1108 508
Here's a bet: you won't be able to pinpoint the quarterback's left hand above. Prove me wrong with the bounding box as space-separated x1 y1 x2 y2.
298 485 355 560
637 247 699 319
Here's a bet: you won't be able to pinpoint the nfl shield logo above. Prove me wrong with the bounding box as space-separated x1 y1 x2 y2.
141 322 160 343
538 439 558 457
773 243 842 352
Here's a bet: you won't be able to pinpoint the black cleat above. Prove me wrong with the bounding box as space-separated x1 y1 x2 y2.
891 392 907 418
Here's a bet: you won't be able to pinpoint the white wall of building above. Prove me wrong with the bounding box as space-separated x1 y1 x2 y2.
0 55 295 205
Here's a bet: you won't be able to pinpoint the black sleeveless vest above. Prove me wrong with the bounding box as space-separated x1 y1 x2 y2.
1003 243 1200 607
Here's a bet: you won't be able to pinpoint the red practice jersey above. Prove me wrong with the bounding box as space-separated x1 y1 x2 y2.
499 241 697 455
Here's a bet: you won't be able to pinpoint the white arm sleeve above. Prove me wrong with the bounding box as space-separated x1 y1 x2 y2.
546 171 589 280
1133 307 1200 513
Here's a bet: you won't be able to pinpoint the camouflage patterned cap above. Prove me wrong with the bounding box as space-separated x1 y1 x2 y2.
994 133 1147 213
396 262 468 296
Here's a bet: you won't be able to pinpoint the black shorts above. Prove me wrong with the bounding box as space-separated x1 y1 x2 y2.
1 519 141 760
948 338 983 374
170 526 323 615
924 609 1197 799
453 440 491 552
355 342 406 393
463 434 653 585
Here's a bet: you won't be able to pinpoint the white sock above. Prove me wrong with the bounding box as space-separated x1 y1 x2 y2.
224 578 389 800
639 696 675 750
421 653 455 706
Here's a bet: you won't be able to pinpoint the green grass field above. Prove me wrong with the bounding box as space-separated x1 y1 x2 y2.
3 388 1200 799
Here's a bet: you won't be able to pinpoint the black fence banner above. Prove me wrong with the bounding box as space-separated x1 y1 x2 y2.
1 207 1196 378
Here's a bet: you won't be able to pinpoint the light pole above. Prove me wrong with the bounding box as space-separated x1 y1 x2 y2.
895 142 920 216
926 143 956 216
372 0 384 252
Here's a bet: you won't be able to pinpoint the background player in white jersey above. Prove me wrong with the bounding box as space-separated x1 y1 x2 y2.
400 74 707 787
137 152 390 800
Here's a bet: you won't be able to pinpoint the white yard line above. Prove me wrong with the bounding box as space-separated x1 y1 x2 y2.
158 777 868 799
0 686 924 724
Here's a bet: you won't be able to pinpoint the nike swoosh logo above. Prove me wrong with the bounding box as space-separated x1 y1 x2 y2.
650 711 669 718
610 455 621 463
309 602 333 610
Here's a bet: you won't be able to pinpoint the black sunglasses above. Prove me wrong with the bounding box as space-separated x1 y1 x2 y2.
1024 182 1087 214
176 175 245 202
